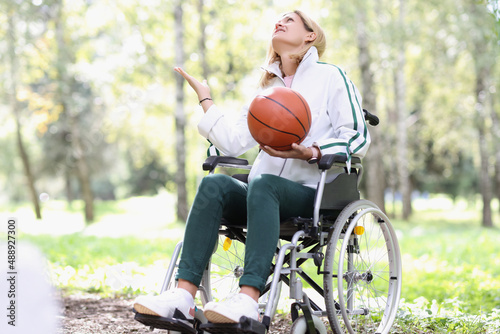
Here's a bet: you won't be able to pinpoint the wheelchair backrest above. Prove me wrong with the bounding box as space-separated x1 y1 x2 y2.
318 172 360 211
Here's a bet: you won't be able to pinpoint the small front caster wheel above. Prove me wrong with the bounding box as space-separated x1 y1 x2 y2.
290 315 327 334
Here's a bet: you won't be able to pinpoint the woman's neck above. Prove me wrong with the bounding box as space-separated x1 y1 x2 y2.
280 52 298 77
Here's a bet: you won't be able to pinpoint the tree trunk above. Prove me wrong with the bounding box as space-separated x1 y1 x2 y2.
7 10 42 219
469 2 494 228
355 3 386 212
54 0 94 222
491 95 500 212
475 72 493 228
14 115 42 220
198 0 209 79
69 116 95 222
65 169 74 206
174 0 189 222
395 0 412 220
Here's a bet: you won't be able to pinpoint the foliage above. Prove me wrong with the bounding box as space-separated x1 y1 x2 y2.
21 233 177 295
393 204 500 314
396 298 500 333
0 1 499 218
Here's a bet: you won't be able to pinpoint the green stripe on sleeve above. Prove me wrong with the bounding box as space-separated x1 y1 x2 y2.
319 142 348 150
332 65 358 131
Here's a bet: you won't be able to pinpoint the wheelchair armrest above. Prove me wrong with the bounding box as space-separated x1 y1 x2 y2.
202 156 250 171
318 154 361 170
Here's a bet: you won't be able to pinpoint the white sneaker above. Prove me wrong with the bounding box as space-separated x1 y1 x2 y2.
203 293 259 323
134 288 196 320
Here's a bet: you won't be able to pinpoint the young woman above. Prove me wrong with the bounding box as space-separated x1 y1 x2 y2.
134 10 370 324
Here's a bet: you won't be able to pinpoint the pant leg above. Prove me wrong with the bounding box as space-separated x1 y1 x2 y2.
239 174 316 292
177 173 248 286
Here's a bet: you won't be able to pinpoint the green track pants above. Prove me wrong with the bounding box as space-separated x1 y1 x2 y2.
177 173 316 292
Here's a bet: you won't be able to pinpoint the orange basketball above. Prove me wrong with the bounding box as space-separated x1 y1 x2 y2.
248 87 311 151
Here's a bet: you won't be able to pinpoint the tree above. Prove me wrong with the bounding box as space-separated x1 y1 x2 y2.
198 0 209 79
464 0 497 227
53 0 95 222
5 3 42 219
354 1 386 213
489 2 500 212
492 92 500 211
395 0 412 219
174 0 189 222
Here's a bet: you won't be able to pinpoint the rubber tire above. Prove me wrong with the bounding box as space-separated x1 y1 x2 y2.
323 199 402 334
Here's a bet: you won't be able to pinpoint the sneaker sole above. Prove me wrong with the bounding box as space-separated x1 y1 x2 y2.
204 310 238 323
134 313 196 334
133 303 161 316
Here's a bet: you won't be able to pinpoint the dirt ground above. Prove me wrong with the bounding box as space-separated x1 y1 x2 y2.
57 293 296 334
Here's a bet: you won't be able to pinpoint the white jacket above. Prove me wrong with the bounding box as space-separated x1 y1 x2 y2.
198 47 370 188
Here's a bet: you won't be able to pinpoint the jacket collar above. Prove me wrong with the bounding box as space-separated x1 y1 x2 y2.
263 46 319 80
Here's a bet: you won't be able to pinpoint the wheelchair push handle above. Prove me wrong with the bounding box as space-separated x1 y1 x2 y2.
363 109 379 126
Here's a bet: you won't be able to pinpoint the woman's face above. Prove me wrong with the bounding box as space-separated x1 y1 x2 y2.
272 13 315 52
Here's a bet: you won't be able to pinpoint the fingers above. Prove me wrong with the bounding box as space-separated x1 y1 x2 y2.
260 145 289 158
173 67 208 96
260 143 309 160
173 67 206 87
260 145 274 155
174 67 191 80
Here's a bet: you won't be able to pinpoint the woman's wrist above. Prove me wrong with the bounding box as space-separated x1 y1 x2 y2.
307 146 321 164
199 97 212 105
198 96 214 113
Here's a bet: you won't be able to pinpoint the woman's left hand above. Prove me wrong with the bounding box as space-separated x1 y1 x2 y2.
260 143 312 161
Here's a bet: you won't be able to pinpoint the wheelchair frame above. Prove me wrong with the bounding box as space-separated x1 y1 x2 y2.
134 110 402 334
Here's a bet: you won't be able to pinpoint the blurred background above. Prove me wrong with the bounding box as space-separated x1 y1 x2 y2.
1 0 499 225
0 0 499 332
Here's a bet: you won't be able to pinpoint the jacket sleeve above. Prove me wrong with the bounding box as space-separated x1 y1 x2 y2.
198 103 258 157
314 67 370 163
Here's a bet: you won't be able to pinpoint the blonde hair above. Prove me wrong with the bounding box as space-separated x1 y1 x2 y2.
259 10 326 88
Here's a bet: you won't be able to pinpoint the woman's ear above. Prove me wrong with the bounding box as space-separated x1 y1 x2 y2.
306 32 317 42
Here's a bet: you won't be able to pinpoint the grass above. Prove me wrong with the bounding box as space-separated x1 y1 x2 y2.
2 193 500 332
20 234 177 269
391 197 500 316
20 234 179 295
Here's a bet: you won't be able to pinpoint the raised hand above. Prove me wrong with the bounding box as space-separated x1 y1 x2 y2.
173 67 211 101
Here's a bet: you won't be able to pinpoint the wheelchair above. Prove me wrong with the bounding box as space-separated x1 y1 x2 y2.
135 111 402 334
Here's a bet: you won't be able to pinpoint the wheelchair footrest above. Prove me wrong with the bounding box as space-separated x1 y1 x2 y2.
134 310 197 333
200 316 267 334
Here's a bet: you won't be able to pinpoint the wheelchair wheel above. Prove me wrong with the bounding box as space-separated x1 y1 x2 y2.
323 200 402 334
199 233 282 319
199 234 245 305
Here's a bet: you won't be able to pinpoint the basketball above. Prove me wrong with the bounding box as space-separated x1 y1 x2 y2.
247 87 311 151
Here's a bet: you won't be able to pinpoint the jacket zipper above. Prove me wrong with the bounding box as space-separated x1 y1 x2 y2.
278 159 287 177
264 48 314 87
264 49 314 177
